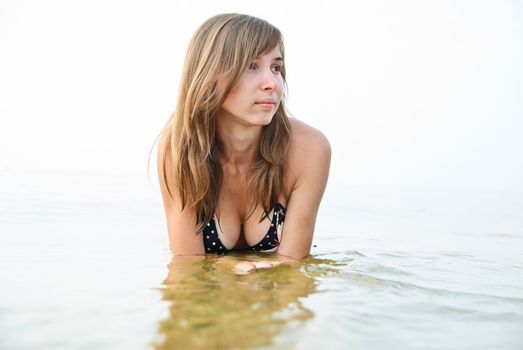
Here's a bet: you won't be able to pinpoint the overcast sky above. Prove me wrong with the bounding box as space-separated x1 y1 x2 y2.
1 0 522 190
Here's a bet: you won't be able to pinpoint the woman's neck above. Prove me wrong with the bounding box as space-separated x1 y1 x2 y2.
216 116 262 173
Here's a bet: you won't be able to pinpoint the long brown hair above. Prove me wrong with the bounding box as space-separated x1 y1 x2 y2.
158 13 291 231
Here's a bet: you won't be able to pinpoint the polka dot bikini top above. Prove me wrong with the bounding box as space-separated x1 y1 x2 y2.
203 202 286 254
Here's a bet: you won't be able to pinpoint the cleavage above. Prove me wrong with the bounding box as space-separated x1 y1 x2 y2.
214 205 273 250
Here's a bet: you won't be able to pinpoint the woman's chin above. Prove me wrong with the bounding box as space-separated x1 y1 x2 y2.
251 113 276 126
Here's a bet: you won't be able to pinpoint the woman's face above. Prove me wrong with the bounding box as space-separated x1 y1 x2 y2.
219 46 284 127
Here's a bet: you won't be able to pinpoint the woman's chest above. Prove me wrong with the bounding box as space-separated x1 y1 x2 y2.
214 200 275 250
205 203 284 253
214 170 288 250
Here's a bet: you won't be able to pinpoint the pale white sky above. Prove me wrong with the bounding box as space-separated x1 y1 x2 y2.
1 0 522 190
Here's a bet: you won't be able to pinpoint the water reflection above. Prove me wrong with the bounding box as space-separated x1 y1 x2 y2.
153 254 340 349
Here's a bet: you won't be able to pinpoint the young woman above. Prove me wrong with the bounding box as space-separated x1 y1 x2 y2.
157 13 330 262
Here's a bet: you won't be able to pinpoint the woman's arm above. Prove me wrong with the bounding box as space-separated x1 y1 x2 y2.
276 120 331 260
157 136 205 255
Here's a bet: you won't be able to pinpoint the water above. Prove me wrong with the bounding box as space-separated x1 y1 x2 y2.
1 169 522 349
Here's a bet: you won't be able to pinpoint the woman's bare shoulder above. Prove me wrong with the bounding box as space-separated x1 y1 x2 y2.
288 118 331 163
284 118 331 192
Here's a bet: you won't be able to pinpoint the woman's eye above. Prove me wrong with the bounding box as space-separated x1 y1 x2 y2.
271 64 283 73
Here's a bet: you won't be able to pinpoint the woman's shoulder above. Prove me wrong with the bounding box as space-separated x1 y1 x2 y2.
288 118 331 161
285 118 331 187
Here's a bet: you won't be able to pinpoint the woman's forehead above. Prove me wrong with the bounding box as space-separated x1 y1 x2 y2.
253 46 283 60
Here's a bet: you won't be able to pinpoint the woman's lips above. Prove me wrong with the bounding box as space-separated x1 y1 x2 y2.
254 100 277 109
256 102 275 108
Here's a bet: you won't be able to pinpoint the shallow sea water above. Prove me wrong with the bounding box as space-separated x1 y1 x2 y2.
1 170 522 349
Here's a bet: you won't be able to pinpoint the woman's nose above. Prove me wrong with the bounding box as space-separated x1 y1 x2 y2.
260 68 277 91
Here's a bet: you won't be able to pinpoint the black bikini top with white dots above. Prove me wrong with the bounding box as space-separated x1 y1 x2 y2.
202 202 286 254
